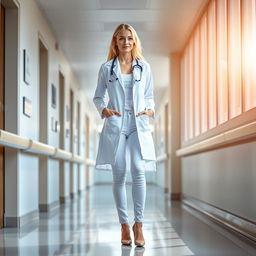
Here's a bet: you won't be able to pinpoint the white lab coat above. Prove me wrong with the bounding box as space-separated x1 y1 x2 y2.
93 57 156 172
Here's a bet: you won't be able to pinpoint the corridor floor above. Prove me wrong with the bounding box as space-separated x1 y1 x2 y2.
0 183 255 256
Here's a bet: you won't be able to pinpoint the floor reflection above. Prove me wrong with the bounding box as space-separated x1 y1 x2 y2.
0 184 254 256
121 245 145 256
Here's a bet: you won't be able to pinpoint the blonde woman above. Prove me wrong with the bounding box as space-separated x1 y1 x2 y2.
93 24 156 247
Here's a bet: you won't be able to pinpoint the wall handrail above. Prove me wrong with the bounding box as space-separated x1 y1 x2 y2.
0 129 85 163
54 148 72 160
0 129 31 149
85 158 96 166
73 154 84 163
156 153 168 163
24 140 56 155
176 121 256 157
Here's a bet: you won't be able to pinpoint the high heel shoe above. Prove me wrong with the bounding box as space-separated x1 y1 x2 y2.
132 222 145 247
121 223 132 245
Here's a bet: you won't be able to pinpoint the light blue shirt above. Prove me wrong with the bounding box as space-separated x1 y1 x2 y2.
122 73 133 110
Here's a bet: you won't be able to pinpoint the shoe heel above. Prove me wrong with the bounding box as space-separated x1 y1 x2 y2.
132 222 145 247
121 223 132 245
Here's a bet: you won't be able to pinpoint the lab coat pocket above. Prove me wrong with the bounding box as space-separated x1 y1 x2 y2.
137 114 150 132
105 114 121 134
107 114 116 119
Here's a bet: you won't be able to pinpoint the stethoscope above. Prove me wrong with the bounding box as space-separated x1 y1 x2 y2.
109 56 143 82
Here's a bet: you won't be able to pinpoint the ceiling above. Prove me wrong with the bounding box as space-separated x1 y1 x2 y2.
35 0 208 118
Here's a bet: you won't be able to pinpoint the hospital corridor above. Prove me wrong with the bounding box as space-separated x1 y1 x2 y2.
0 0 256 255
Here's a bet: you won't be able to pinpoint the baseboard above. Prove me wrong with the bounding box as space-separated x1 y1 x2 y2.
171 193 181 200
39 200 59 212
71 192 78 199
94 182 112 186
182 195 256 242
5 209 39 228
94 181 157 186
60 195 70 204
78 189 86 195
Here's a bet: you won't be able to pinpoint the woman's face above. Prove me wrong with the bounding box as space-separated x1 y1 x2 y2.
115 29 134 54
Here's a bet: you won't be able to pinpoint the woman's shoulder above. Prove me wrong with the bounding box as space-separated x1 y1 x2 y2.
101 59 113 68
98 59 112 74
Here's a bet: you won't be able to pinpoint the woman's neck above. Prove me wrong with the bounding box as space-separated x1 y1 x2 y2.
118 53 133 65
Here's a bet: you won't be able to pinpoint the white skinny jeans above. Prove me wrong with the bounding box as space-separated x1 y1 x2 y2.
111 108 146 224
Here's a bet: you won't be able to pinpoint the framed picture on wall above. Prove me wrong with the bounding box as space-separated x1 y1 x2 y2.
23 96 32 117
66 105 70 122
51 83 56 108
23 49 31 85
66 128 69 138
55 120 60 132
51 117 55 131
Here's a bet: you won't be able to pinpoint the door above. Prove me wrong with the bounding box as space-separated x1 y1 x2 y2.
85 115 90 187
69 90 74 196
38 39 49 210
59 72 65 200
0 4 5 228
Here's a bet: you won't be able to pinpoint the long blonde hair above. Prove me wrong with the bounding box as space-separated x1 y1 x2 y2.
107 24 145 61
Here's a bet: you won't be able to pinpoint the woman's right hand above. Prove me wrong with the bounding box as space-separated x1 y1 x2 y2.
102 108 122 118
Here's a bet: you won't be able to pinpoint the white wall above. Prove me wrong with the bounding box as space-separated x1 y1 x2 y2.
182 141 256 221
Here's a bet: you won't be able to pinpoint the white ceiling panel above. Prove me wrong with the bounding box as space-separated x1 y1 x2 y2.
99 0 148 10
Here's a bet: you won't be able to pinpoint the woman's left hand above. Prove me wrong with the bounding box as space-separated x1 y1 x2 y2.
136 109 154 117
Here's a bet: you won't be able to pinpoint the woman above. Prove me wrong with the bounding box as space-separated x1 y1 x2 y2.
93 24 156 247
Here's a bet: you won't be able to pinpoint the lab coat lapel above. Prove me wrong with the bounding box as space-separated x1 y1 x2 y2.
132 58 141 113
113 57 125 92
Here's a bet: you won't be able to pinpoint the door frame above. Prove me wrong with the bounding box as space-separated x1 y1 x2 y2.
0 4 5 229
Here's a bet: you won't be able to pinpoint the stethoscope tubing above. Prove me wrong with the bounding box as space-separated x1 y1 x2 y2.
109 56 143 82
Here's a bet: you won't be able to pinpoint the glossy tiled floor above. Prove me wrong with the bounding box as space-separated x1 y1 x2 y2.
0 184 255 255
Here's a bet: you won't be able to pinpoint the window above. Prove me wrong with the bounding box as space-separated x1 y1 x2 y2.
181 0 256 144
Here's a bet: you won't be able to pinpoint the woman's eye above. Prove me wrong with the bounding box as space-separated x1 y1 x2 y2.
118 37 133 41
